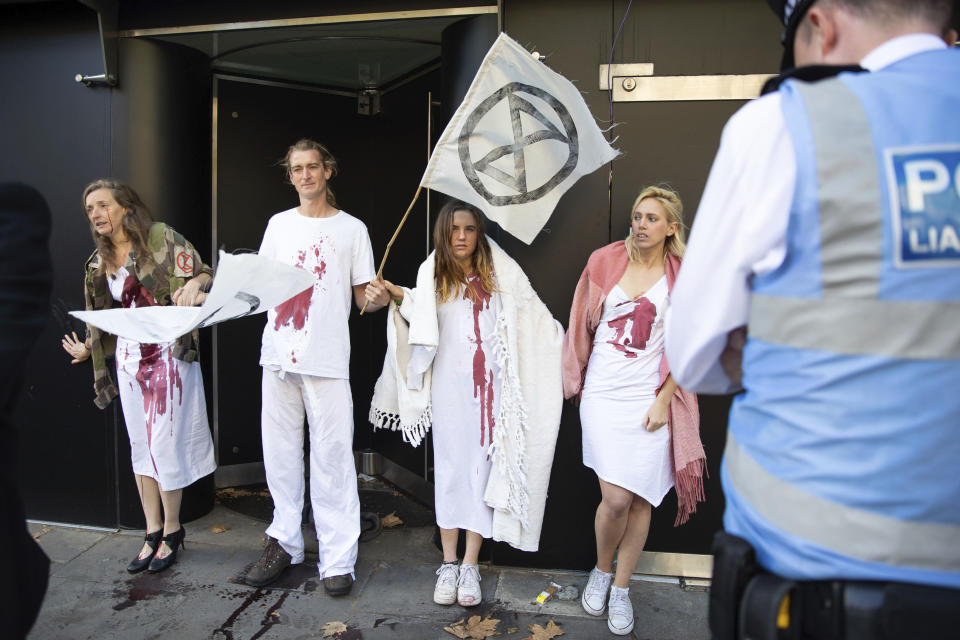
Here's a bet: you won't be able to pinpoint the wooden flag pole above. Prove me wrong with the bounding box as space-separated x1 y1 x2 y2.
359 183 424 315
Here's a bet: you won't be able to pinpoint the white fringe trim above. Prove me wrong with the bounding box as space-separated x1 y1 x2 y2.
489 309 530 529
368 404 433 448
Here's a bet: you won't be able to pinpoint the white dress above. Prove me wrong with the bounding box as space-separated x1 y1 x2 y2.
415 276 503 538
579 275 674 506
110 266 216 491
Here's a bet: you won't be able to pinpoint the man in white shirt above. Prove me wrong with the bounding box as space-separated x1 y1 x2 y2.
245 139 387 595
667 1 959 638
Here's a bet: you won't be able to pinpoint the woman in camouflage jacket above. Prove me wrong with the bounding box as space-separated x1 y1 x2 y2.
61 179 216 574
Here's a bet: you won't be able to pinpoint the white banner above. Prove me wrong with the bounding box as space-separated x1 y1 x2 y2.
71 251 315 344
421 32 619 244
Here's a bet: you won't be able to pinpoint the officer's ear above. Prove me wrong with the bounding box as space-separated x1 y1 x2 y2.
795 5 838 66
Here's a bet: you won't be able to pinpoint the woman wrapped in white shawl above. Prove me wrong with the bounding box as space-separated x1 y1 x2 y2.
366 199 563 608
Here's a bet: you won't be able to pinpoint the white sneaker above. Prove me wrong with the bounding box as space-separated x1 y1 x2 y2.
607 586 634 636
457 563 482 607
581 567 613 616
434 562 459 605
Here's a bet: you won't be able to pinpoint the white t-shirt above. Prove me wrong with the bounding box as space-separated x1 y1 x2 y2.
258 208 376 378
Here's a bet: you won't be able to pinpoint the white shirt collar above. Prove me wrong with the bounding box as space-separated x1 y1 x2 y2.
860 33 947 71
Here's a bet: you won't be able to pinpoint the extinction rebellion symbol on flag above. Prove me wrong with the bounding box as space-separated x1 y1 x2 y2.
419 32 618 244
458 82 579 206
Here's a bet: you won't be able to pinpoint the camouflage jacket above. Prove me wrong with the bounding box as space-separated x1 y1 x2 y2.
83 222 213 409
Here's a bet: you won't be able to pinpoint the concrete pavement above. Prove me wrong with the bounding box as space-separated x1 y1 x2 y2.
27 503 709 640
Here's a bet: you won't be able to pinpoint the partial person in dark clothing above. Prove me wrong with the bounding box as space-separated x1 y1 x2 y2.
0 182 53 639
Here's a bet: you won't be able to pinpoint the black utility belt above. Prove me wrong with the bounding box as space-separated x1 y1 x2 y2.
709 531 960 640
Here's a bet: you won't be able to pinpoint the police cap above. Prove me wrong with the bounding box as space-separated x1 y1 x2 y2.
766 0 818 70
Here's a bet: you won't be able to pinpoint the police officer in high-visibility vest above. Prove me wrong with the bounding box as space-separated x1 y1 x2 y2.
666 0 960 638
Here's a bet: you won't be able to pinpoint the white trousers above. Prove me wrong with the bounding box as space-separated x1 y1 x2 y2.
261 369 359 578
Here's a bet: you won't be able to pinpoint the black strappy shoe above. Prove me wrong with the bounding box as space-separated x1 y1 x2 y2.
127 529 163 573
147 527 186 573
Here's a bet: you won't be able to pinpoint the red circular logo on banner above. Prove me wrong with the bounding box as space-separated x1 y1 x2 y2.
176 251 194 274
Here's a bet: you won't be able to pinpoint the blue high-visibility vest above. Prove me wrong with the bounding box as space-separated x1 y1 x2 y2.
724 47 960 589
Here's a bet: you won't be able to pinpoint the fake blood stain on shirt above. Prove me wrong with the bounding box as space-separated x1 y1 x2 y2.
607 297 657 358
466 277 495 448
274 243 326 332
274 288 312 331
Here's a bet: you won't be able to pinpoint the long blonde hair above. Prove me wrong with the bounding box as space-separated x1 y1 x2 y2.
433 200 496 304
625 185 686 261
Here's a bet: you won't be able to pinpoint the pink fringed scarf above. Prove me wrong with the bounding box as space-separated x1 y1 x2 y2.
561 241 706 526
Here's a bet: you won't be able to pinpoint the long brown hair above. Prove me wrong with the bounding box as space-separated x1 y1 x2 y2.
625 184 687 261
81 179 154 273
433 200 496 304
279 138 339 208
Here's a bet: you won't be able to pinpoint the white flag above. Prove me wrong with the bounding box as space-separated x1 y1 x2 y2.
421 32 619 244
71 251 315 344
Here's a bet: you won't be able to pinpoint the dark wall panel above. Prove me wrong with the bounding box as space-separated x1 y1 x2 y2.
441 14 499 124
1 4 214 527
605 0 781 226
1 1 118 527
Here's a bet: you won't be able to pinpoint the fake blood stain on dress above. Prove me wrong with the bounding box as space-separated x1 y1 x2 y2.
121 276 182 469
274 243 326 332
607 297 657 358
466 276 495 448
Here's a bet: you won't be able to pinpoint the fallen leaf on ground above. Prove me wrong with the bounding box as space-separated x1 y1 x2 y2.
521 620 564 640
507 628 518 634
32 525 51 540
209 525 229 534
321 620 348 637
444 614 501 639
380 512 403 528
